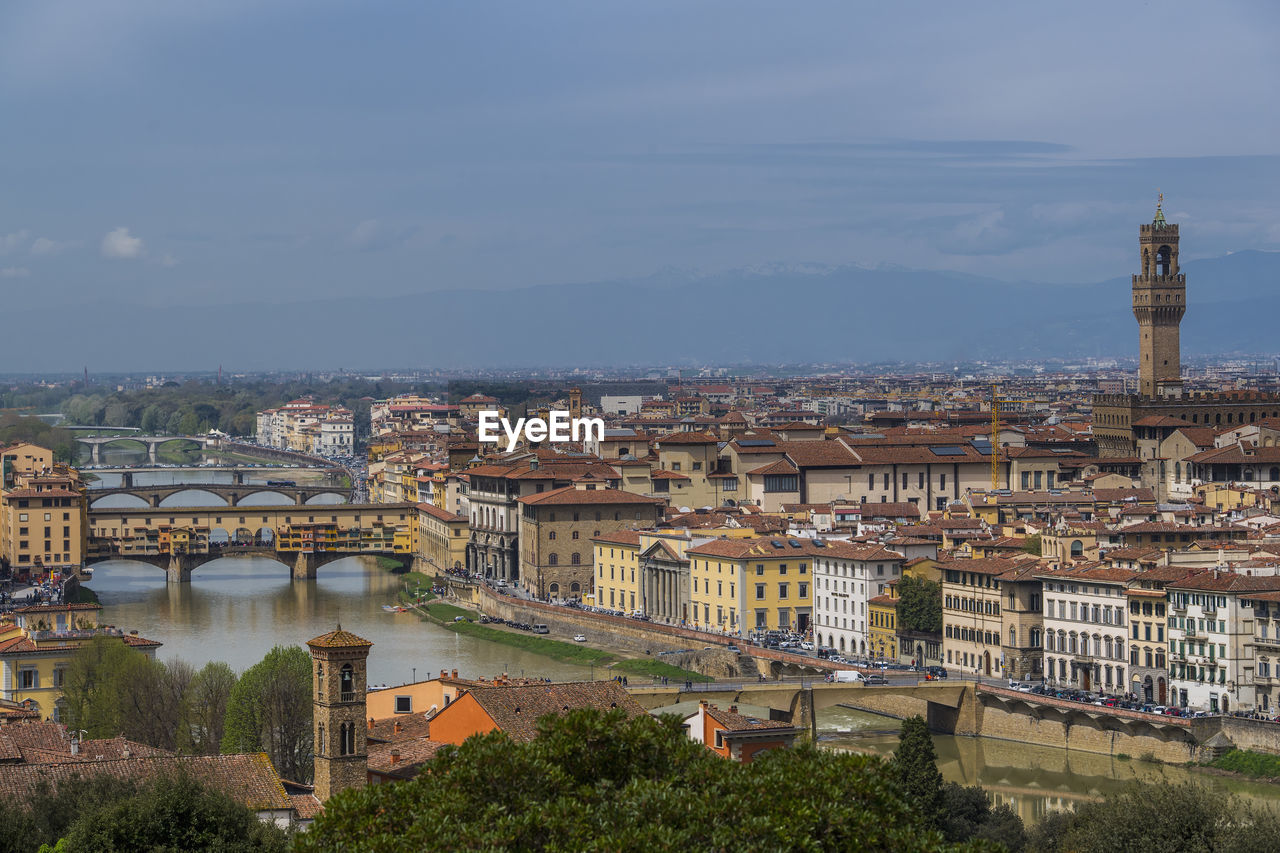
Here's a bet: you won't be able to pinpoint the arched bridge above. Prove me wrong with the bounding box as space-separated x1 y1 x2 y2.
76 435 209 464
87 502 421 584
88 544 413 584
88 482 351 508
631 682 1204 762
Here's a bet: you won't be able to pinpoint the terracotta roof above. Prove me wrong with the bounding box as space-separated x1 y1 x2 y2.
859 503 923 520
368 713 432 744
0 753 293 811
288 793 324 820
417 502 465 522
704 705 795 733
366 738 445 778
592 529 643 546
307 626 373 649
463 681 646 743
746 459 799 476
518 486 665 506
655 432 720 445
1169 572 1280 593
13 603 101 615
948 556 1039 577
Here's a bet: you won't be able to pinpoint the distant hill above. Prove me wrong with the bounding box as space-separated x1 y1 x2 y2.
16 250 1279 371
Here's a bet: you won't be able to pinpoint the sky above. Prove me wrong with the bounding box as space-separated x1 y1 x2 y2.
2 0 1278 313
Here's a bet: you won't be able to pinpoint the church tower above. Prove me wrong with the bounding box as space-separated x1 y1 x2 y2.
308 625 372 801
1132 195 1186 398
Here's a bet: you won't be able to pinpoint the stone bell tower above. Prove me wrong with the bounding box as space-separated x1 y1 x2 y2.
1133 194 1186 398
307 625 372 801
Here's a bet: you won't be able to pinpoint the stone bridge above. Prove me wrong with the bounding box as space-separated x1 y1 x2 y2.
75 435 208 464
87 545 411 583
632 682 1207 762
88 482 351 508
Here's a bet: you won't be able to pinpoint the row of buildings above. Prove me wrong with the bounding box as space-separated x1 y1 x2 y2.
255 399 355 456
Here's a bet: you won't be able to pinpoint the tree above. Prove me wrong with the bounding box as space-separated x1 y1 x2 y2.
222 645 313 783
55 774 288 853
898 575 942 634
62 636 136 738
298 709 956 852
1027 781 1280 853
893 715 944 830
939 782 1026 851
1021 535 1042 556
182 661 238 754
114 657 193 752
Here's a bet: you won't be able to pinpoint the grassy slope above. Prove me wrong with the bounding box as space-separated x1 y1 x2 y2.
611 658 714 683
415 603 615 666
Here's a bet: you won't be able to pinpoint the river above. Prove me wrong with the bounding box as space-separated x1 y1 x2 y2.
85 557 594 685
817 705 1280 823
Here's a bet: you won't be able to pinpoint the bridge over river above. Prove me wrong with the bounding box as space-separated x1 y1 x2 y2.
87 502 419 583
87 482 351 508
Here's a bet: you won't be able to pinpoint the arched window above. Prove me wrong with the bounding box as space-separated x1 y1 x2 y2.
571 553 581 565
340 664 354 701
548 531 556 540
549 583 560 595
340 721 355 756
1009 626 1016 646
318 723 325 756
1030 628 1042 648
1070 540 1084 558
570 582 581 594
548 553 558 566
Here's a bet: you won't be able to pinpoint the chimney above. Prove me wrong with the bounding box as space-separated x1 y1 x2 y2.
729 705 738 714
390 749 400 765
368 717 375 731
451 669 458 679
70 738 79 756
393 720 402 734
122 747 131 758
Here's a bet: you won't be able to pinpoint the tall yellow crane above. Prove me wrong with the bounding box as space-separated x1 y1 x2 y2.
990 384 1035 490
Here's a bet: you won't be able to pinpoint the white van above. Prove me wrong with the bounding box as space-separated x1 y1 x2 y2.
831 670 865 683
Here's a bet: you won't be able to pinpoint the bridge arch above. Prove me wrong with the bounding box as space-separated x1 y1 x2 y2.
234 490 295 506
304 492 348 505
158 489 230 508
89 493 150 509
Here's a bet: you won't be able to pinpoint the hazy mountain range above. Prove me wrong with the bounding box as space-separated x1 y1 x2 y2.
12 250 1278 373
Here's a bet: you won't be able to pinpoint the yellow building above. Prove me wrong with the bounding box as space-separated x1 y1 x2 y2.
686 537 824 637
1 463 90 580
1 442 54 488
592 530 642 612
0 603 161 721
417 502 468 572
868 589 898 660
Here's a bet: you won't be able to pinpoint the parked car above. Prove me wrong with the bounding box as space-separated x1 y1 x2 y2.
573 634 586 642
863 674 889 685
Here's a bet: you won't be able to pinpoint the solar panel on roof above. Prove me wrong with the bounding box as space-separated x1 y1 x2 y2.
930 446 967 457
738 440 776 447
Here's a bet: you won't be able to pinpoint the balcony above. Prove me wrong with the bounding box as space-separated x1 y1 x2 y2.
1254 636 1280 651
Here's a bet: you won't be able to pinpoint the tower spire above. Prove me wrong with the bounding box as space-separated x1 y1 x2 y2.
1153 191 1166 226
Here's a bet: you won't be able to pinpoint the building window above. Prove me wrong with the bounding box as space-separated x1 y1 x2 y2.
756 584 766 600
